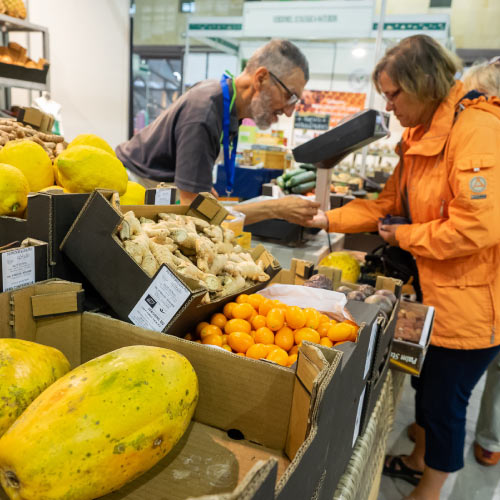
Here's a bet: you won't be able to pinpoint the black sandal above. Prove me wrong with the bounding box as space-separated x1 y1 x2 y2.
383 455 423 486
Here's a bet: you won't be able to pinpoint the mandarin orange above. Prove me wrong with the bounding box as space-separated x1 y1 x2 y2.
211 312 227 329
225 318 251 334
254 326 275 345
285 306 306 329
228 331 254 353
266 308 285 331
232 302 254 320
266 347 289 366
294 327 320 345
275 325 294 351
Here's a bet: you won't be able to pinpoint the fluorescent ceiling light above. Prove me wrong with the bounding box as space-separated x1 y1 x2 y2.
352 47 367 59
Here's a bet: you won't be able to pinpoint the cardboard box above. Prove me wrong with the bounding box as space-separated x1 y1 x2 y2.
0 280 84 362
17 106 55 133
252 149 291 170
0 238 48 292
0 289 343 500
314 271 403 435
61 191 280 336
266 266 379 488
390 300 435 376
0 192 89 281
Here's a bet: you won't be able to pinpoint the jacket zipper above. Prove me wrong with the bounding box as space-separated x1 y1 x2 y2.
440 199 445 217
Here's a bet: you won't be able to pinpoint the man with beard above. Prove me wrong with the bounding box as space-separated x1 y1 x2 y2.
116 39 319 225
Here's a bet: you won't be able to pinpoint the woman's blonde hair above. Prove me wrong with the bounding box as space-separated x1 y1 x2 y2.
372 35 462 103
462 58 500 97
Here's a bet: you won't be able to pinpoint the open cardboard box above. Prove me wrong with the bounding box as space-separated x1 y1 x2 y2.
0 281 342 500
60 191 280 337
0 191 90 282
317 269 403 433
266 261 381 492
390 300 435 376
0 238 48 293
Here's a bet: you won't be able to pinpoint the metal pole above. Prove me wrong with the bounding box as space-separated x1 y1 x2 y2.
360 0 387 177
182 15 190 94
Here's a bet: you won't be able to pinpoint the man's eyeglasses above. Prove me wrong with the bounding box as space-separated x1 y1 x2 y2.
269 71 299 106
381 87 402 104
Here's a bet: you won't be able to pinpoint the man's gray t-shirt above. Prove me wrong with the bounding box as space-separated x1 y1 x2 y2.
116 79 239 192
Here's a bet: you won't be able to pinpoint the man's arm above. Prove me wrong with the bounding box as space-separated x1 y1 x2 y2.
237 196 320 225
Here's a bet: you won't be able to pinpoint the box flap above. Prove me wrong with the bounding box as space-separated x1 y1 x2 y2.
285 343 330 460
31 290 84 317
187 193 228 226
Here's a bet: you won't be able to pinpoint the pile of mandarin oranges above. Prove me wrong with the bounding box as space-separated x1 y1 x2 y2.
185 292 359 367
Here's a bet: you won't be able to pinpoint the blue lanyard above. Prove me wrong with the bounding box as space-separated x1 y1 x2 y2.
220 72 238 195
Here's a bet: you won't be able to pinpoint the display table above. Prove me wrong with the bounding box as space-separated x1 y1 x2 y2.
333 370 407 500
253 231 345 269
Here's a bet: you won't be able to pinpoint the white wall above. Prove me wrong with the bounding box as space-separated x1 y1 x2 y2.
10 0 129 148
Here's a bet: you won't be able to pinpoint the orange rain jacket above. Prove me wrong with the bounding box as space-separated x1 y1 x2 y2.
327 81 500 349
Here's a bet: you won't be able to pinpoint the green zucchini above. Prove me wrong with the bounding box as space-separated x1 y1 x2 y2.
291 181 316 194
282 168 306 181
288 171 316 188
276 176 285 189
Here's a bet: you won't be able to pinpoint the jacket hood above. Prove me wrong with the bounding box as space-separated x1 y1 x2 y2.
404 82 500 157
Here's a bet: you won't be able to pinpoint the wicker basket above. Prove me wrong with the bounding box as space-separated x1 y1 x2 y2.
333 371 396 500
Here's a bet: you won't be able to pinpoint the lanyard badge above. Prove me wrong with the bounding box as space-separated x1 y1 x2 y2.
220 72 238 195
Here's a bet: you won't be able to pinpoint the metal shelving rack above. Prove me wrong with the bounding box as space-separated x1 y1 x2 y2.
0 12 50 107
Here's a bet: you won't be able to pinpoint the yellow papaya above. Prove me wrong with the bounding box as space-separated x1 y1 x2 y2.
0 338 70 437
0 345 198 500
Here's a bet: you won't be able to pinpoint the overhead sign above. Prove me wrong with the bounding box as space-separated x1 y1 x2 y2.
243 1 374 39
294 113 330 131
187 17 243 38
372 14 450 40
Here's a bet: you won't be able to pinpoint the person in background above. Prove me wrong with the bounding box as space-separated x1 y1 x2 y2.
116 39 319 226
307 35 500 500
462 56 500 467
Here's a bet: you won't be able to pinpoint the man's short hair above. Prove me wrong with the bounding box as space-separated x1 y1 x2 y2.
245 39 309 81
372 35 462 103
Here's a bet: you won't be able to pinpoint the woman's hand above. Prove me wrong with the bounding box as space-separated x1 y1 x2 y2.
302 209 329 231
378 221 403 246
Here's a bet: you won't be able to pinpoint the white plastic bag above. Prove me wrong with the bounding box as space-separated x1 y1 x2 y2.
259 284 350 320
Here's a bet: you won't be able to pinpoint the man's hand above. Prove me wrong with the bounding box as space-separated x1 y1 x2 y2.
378 221 403 246
273 196 321 225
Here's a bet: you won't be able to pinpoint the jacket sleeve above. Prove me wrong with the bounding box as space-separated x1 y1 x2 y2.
326 162 401 233
396 119 500 259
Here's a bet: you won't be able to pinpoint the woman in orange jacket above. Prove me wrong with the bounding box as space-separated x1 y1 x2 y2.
309 35 500 500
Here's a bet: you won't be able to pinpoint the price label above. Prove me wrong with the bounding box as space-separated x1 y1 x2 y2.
2 246 35 292
155 188 175 205
129 266 191 331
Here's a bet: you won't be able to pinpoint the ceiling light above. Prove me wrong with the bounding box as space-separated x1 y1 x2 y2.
352 46 367 59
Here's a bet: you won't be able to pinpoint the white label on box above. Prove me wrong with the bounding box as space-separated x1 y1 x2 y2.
155 189 174 206
128 266 191 332
2 246 35 292
352 386 366 447
364 321 379 380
